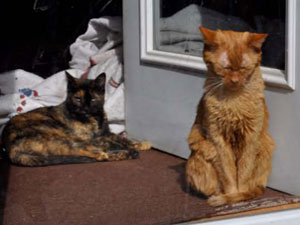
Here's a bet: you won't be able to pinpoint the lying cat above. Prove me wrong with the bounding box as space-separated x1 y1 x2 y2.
185 27 275 206
2 72 151 166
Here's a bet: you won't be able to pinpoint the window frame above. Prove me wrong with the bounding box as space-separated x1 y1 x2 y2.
140 0 296 90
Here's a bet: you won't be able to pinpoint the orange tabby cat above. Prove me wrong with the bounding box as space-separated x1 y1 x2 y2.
185 27 275 206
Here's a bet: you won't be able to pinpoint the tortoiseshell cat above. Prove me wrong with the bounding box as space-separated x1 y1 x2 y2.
2 72 151 166
185 27 275 206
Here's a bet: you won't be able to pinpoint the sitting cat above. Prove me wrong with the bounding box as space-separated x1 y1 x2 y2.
1 72 151 166
185 27 275 206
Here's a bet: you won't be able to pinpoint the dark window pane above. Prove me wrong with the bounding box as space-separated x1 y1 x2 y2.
156 0 285 70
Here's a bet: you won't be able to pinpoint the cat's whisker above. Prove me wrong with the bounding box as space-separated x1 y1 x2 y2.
205 81 223 93
205 83 218 90
205 80 222 89
206 77 222 84
211 83 223 93
205 84 220 92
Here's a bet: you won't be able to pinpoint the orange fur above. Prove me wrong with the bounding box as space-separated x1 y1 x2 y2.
185 27 275 207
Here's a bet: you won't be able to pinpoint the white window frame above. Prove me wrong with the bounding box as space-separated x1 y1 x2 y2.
140 0 296 90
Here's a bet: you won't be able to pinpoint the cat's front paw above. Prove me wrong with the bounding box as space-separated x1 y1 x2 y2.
96 152 109 161
207 195 227 207
128 150 139 159
133 141 152 151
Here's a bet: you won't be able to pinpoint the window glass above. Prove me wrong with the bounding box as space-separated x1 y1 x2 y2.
155 0 286 70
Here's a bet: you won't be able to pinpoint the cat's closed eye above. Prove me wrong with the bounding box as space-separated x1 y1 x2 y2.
223 66 247 73
239 67 247 72
224 66 233 72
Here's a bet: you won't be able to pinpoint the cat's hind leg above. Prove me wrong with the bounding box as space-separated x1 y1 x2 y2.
251 132 274 190
186 124 221 197
9 149 139 166
185 151 221 197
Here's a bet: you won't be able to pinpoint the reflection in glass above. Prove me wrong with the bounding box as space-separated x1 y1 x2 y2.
155 0 285 70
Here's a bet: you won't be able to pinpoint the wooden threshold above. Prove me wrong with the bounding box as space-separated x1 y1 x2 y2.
193 202 300 224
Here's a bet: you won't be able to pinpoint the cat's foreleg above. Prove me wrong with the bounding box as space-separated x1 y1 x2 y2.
188 124 238 194
237 134 261 192
73 145 139 162
207 141 262 207
106 133 151 151
7 144 128 166
209 128 238 194
185 151 221 196
207 135 265 206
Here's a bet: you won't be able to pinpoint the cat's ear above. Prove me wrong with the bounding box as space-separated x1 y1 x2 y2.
248 33 268 52
94 73 106 90
199 26 217 46
65 71 78 90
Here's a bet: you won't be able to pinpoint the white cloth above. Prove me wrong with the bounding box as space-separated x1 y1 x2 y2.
0 69 82 133
69 16 125 134
0 16 125 135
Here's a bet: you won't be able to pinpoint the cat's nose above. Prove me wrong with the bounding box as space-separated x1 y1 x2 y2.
231 77 239 84
230 72 240 84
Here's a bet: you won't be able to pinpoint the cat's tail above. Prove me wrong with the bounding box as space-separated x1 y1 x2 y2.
207 186 264 207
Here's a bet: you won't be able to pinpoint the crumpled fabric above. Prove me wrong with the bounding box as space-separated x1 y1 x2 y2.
0 16 125 135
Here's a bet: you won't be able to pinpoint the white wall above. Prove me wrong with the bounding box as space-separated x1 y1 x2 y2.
123 0 300 196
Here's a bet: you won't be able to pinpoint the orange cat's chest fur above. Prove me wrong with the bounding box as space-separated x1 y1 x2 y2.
207 92 263 128
205 93 264 157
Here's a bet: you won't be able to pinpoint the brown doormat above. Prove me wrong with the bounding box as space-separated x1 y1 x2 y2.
1 149 300 225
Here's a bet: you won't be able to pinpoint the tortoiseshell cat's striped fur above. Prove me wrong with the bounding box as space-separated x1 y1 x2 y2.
2 72 151 166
